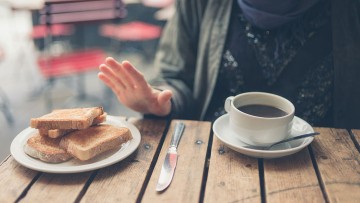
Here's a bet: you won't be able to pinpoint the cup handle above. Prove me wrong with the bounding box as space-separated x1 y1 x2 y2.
224 96 234 113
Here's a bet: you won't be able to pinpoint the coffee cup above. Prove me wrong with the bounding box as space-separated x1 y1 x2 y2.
224 92 295 146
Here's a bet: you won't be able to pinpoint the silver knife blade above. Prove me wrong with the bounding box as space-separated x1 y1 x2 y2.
156 122 185 192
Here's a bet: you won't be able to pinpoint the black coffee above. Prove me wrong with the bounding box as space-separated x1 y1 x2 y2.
237 104 288 118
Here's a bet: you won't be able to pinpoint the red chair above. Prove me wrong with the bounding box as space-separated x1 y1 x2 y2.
99 0 164 63
37 49 105 77
33 0 126 110
31 24 74 39
100 21 162 41
100 20 162 61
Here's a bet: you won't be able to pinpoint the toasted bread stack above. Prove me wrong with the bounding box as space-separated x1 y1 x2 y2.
24 107 132 163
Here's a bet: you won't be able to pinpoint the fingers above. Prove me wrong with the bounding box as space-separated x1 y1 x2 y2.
105 57 135 89
99 57 126 89
100 57 149 91
99 63 126 90
122 61 149 90
97 72 122 96
97 71 115 89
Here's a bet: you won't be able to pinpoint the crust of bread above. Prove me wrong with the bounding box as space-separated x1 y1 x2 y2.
38 112 107 138
92 112 107 124
38 128 75 138
24 133 72 163
30 107 103 130
59 124 132 161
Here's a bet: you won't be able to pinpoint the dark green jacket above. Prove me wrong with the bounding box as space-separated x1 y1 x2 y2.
152 0 360 129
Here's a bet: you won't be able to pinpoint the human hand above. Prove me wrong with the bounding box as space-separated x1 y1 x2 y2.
98 57 172 116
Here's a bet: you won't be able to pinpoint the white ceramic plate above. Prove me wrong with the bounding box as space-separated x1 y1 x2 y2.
10 115 141 173
213 114 315 159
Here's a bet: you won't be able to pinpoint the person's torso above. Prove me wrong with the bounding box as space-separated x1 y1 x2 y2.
204 0 333 127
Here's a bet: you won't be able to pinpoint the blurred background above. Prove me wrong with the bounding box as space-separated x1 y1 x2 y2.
0 0 175 161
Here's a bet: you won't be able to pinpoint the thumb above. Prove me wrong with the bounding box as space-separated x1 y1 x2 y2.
157 90 173 105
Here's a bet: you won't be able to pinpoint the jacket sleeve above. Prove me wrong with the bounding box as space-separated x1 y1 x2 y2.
150 0 207 119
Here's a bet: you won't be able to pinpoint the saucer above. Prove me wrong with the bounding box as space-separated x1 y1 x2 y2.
212 114 315 159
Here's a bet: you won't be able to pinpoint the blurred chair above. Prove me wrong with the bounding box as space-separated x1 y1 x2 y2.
31 23 74 48
32 0 126 110
99 21 162 61
99 1 165 61
31 24 74 39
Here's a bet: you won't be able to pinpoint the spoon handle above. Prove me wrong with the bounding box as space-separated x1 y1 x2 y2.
269 132 320 148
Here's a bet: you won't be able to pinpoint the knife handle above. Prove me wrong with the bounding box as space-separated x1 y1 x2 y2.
170 122 185 148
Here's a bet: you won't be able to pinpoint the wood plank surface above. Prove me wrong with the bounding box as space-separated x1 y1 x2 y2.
264 148 324 202
204 137 261 203
311 128 360 203
80 118 167 202
21 172 92 202
142 120 211 203
2 122 358 202
0 156 39 202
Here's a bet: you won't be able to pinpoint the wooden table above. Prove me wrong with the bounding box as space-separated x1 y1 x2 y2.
1 117 359 202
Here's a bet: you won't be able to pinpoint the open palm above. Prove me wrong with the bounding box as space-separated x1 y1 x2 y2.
98 57 172 116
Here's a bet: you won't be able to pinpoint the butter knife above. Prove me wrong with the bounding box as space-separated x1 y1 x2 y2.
156 122 185 192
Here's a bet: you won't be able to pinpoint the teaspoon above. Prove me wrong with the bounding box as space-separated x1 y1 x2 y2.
244 132 320 150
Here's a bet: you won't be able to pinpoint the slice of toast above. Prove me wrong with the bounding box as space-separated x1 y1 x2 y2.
38 112 107 138
30 107 104 130
59 124 132 161
24 133 72 163
38 128 74 139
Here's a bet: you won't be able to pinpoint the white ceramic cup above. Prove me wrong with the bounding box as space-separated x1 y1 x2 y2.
224 92 295 146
